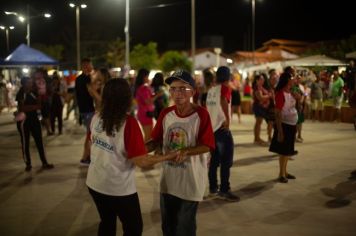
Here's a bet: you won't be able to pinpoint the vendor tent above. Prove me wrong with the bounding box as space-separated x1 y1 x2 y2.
284 54 346 67
241 54 346 74
0 44 58 66
346 51 356 59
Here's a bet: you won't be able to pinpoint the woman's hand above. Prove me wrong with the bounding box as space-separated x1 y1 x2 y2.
277 129 284 143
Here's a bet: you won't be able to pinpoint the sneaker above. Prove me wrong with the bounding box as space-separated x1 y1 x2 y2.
25 165 32 172
296 137 303 143
42 163 54 170
208 190 219 198
80 159 91 166
286 173 296 179
278 176 288 183
218 191 240 202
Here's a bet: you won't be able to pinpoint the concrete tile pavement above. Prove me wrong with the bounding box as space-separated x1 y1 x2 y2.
0 111 355 236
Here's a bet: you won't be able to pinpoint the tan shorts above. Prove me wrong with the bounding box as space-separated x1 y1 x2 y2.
311 99 323 111
333 96 343 109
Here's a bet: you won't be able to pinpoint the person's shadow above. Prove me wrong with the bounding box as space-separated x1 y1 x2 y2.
321 171 356 208
199 179 277 212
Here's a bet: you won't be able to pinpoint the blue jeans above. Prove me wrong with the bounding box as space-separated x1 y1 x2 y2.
208 128 234 193
160 193 199 236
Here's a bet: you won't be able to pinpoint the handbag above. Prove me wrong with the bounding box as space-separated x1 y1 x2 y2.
146 111 155 118
14 111 26 122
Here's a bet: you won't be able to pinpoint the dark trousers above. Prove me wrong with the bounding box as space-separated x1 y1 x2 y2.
160 193 199 236
17 118 48 166
88 188 143 236
50 106 63 133
208 128 234 193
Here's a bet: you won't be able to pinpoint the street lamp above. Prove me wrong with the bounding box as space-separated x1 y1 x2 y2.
69 2 87 71
5 6 51 47
191 0 196 74
124 0 130 74
251 0 255 64
0 25 15 52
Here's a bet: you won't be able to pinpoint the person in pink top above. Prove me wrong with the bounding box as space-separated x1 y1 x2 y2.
134 69 156 141
252 74 272 145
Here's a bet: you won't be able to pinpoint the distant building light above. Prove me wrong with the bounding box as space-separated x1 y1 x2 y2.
22 68 29 74
81 4 87 8
9 26 15 30
69 3 75 8
129 70 135 76
111 67 121 72
44 13 51 18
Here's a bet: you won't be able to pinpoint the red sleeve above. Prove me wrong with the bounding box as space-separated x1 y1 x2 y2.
275 91 285 110
197 107 215 151
221 84 231 103
124 115 147 159
151 106 174 143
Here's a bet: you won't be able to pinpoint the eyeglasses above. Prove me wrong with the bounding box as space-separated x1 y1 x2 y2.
169 87 193 93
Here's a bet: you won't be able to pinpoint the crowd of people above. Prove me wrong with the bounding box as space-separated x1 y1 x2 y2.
1 57 355 236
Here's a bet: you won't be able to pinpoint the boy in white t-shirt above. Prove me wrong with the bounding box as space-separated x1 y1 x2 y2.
146 70 215 236
206 66 240 202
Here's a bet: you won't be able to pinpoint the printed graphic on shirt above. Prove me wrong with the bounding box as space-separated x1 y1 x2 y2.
164 124 189 169
206 89 218 106
94 120 103 133
92 135 114 153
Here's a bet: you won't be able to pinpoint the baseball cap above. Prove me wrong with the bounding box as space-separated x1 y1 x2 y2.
216 66 231 83
165 70 196 88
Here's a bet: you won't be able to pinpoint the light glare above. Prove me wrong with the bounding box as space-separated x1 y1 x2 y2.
18 16 26 22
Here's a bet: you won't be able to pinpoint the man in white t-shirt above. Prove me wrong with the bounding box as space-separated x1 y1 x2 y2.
206 66 240 202
146 70 215 236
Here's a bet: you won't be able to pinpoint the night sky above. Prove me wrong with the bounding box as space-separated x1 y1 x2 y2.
0 0 355 58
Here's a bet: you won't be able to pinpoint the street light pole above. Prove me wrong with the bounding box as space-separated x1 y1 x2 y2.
5 28 10 52
125 0 130 72
251 0 255 64
70 3 86 71
191 0 196 74
76 6 81 71
5 7 51 47
27 5 30 46
0 26 14 52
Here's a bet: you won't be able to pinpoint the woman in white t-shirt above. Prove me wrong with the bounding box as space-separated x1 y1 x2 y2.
269 72 299 183
86 78 177 236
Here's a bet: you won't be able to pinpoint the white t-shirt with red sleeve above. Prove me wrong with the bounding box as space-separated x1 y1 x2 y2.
275 90 298 125
151 105 215 201
206 84 231 132
86 113 147 196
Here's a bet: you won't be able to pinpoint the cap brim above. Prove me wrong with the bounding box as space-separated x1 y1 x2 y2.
165 76 191 86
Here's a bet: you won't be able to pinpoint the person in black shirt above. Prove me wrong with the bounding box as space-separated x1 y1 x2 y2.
75 58 94 165
16 76 54 171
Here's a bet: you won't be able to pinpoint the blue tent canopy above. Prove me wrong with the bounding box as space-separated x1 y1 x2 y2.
0 44 59 66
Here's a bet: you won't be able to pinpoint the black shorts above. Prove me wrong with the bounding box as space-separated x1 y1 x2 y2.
231 90 241 106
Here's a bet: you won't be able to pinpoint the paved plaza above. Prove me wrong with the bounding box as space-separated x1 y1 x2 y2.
0 111 355 236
